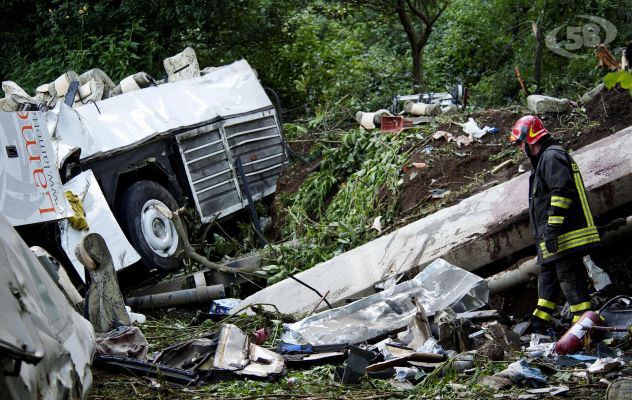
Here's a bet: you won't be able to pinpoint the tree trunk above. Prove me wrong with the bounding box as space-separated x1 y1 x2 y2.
533 13 544 93
412 46 424 90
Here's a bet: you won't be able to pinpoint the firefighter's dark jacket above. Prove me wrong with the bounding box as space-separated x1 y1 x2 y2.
528 137 600 264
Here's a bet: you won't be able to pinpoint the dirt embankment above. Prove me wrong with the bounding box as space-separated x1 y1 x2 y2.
270 87 632 236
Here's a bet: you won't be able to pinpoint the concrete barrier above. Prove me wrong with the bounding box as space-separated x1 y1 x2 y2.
239 127 632 317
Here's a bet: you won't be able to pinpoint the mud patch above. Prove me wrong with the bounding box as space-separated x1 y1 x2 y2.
267 142 320 242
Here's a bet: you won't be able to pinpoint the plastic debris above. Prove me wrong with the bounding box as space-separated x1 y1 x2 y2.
125 306 146 324
371 216 383 233
555 354 598 367
583 255 612 291
526 386 569 396
430 189 451 199
462 118 496 140
334 346 376 384
252 327 270 345
381 115 413 132
526 334 555 358
281 258 489 346
495 359 547 388
96 326 149 360
394 366 424 382
580 83 605 104
587 357 625 374
433 130 453 141
210 298 242 315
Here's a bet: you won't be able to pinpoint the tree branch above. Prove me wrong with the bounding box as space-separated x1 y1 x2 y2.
430 1 450 25
405 0 430 25
397 0 419 46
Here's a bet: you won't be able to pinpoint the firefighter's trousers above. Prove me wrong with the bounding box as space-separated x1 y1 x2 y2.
533 254 592 323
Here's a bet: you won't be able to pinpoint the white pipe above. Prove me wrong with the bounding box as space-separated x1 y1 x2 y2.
486 215 632 295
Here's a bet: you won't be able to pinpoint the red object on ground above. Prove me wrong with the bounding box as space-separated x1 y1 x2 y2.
555 311 603 355
253 327 269 345
381 115 413 133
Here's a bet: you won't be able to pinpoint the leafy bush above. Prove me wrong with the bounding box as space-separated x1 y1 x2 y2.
263 126 410 284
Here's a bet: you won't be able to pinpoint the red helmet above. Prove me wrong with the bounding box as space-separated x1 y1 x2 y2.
510 115 548 144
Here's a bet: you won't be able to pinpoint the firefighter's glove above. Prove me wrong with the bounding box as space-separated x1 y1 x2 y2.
544 228 559 254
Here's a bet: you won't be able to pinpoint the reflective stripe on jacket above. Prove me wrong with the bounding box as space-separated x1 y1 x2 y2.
528 142 600 264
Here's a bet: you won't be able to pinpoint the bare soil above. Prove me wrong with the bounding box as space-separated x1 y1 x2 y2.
269 88 632 239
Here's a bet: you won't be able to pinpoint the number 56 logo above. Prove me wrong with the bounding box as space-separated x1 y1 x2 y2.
545 15 617 58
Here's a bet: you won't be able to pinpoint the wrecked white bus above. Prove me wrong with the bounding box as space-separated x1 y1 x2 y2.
1 58 287 283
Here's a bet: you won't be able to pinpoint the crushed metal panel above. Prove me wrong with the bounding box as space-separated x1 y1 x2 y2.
224 109 287 203
59 170 140 280
213 324 250 371
0 111 72 225
176 109 287 222
213 324 284 378
240 344 284 377
176 121 242 222
0 213 95 399
74 60 272 160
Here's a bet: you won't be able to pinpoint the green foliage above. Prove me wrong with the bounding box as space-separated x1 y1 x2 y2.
4 1 629 109
276 2 411 112
604 70 632 95
263 126 412 284
424 0 632 105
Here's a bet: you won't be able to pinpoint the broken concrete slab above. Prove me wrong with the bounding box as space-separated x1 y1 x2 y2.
239 127 632 316
527 95 574 113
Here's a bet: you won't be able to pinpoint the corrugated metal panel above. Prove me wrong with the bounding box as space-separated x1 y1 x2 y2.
224 110 287 199
176 109 287 222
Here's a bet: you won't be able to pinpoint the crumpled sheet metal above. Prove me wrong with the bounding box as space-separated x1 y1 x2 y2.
72 59 271 160
281 259 489 346
0 110 73 226
154 338 218 371
214 324 284 377
59 170 141 281
0 214 95 399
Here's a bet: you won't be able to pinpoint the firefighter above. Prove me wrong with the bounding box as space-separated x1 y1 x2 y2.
510 115 600 333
